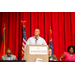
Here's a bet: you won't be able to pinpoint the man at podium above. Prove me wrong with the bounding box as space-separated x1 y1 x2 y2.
25 29 48 62
26 29 47 45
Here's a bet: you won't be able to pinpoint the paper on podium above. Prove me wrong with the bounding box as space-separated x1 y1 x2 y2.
34 58 42 62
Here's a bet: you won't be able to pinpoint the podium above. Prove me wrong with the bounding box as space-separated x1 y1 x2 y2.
24 45 48 62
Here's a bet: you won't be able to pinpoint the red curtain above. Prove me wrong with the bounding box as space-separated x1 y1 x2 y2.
0 12 75 60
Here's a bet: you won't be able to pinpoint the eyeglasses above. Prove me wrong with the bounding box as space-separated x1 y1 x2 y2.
7 53 11 54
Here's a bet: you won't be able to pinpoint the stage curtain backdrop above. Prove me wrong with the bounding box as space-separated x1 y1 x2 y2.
0 12 75 60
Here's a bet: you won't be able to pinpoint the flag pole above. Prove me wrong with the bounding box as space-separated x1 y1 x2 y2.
4 23 5 55
21 21 26 60
22 22 24 55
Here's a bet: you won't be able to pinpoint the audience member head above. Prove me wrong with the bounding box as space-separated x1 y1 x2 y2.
48 47 52 56
67 46 75 54
6 48 11 56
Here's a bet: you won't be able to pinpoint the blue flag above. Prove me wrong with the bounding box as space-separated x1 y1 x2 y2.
49 26 54 54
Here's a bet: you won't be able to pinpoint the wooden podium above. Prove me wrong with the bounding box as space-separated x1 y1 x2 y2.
24 45 48 62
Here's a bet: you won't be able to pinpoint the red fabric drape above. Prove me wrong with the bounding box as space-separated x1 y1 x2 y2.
0 12 75 60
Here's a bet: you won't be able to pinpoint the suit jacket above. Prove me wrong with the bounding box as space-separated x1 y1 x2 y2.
49 54 57 62
1 54 17 60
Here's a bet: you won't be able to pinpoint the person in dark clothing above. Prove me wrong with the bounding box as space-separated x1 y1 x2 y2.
48 47 57 62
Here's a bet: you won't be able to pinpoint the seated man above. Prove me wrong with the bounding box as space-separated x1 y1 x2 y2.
1 48 17 60
48 47 57 62
26 29 47 45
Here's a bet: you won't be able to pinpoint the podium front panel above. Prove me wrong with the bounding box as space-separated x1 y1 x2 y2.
24 45 48 62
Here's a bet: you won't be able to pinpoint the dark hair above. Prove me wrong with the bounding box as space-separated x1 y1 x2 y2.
48 47 52 50
6 48 11 52
67 46 75 53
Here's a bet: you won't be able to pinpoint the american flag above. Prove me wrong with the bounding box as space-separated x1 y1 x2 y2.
21 24 27 60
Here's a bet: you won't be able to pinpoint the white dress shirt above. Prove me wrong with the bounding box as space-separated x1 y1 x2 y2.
26 36 47 45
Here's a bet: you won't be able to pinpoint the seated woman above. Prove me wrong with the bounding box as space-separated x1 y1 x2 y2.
48 47 57 62
59 46 75 61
